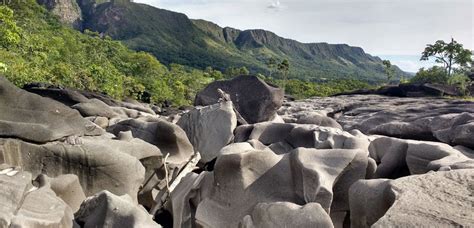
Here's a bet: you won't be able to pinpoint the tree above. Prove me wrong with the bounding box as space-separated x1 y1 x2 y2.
224 66 249 78
421 38 472 77
266 57 278 77
382 60 395 84
239 66 249 75
0 6 21 49
278 59 290 89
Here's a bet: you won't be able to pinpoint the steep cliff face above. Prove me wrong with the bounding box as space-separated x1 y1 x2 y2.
191 20 397 81
37 0 82 29
47 0 406 81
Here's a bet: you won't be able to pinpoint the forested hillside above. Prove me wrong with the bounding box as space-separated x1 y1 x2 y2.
0 0 222 105
0 0 376 106
78 0 407 82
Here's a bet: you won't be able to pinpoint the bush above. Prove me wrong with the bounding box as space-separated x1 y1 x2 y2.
448 73 471 96
1 1 217 106
266 78 373 99
410 66 448 84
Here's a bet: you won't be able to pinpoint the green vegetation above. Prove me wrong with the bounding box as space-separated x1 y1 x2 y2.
0 6 21 48
447 73 471 96
265 77 373 99
421 38 472 77
410 66 449 84
0 0 394 107
382 60 395 84
412 38 472 96
80 1 408 82
0 1 217 106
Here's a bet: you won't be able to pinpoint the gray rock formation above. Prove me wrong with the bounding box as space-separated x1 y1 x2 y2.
295 112 342 129
431 112 474 148
348 179 395 228
37 174 87 213
191 148 366 227
241 202 334 228
235 122 370 153
107 116 194 165
177 101 237 163
279 95 474 148
369 136 474 177
3 76 473 228
0 137 146 201
0 76 103 143
75 190 161 228
38 0 83 29
24 82 156 116
72 98 120 118
0 170 74 227
195 76 284 124
350 170 474 227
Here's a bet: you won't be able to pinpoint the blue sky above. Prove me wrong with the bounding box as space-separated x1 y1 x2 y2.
135 0 473 72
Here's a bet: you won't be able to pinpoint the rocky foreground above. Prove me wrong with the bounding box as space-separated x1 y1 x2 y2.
0 75 473 228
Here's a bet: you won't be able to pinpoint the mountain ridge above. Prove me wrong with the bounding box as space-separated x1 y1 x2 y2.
42 0 408 82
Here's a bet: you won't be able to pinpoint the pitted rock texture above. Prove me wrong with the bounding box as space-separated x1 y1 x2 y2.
350 170 474 228
279 95 474 148
0 76 103 143
0 170 74 228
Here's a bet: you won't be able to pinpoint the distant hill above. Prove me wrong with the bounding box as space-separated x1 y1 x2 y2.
48 0 409 82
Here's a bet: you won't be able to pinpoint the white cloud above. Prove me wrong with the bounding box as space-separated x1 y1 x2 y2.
268 0 282 10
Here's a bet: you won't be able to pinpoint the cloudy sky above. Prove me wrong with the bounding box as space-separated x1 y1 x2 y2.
135 0 473 72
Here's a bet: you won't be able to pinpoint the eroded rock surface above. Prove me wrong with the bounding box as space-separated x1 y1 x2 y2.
0 76 103 143
279 95 474 148
241 202 334 228
350 170 474 227
0 170 74 228
178 101 237 163
0 138 146 201
75 190 161 228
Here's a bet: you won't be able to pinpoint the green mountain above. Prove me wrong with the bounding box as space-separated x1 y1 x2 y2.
71 0 406 82
0 0 222 106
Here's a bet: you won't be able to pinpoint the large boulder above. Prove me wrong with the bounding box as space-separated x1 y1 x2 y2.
0 170 74 227
37 174 87 213
24 83 156 115
0 76 103 143
193 148 364 227
368 136 410 178
195 76 284 124
107 117 194 165
177 102 237 163
349 179 395 228
431 112 474 148
75 190 161 228
296 113 342 129
0 137 146 201
240 202 334 228
350 170 474 227
235 123 370 154
369 136 474 177
72 98 120 118
170 172 214 228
